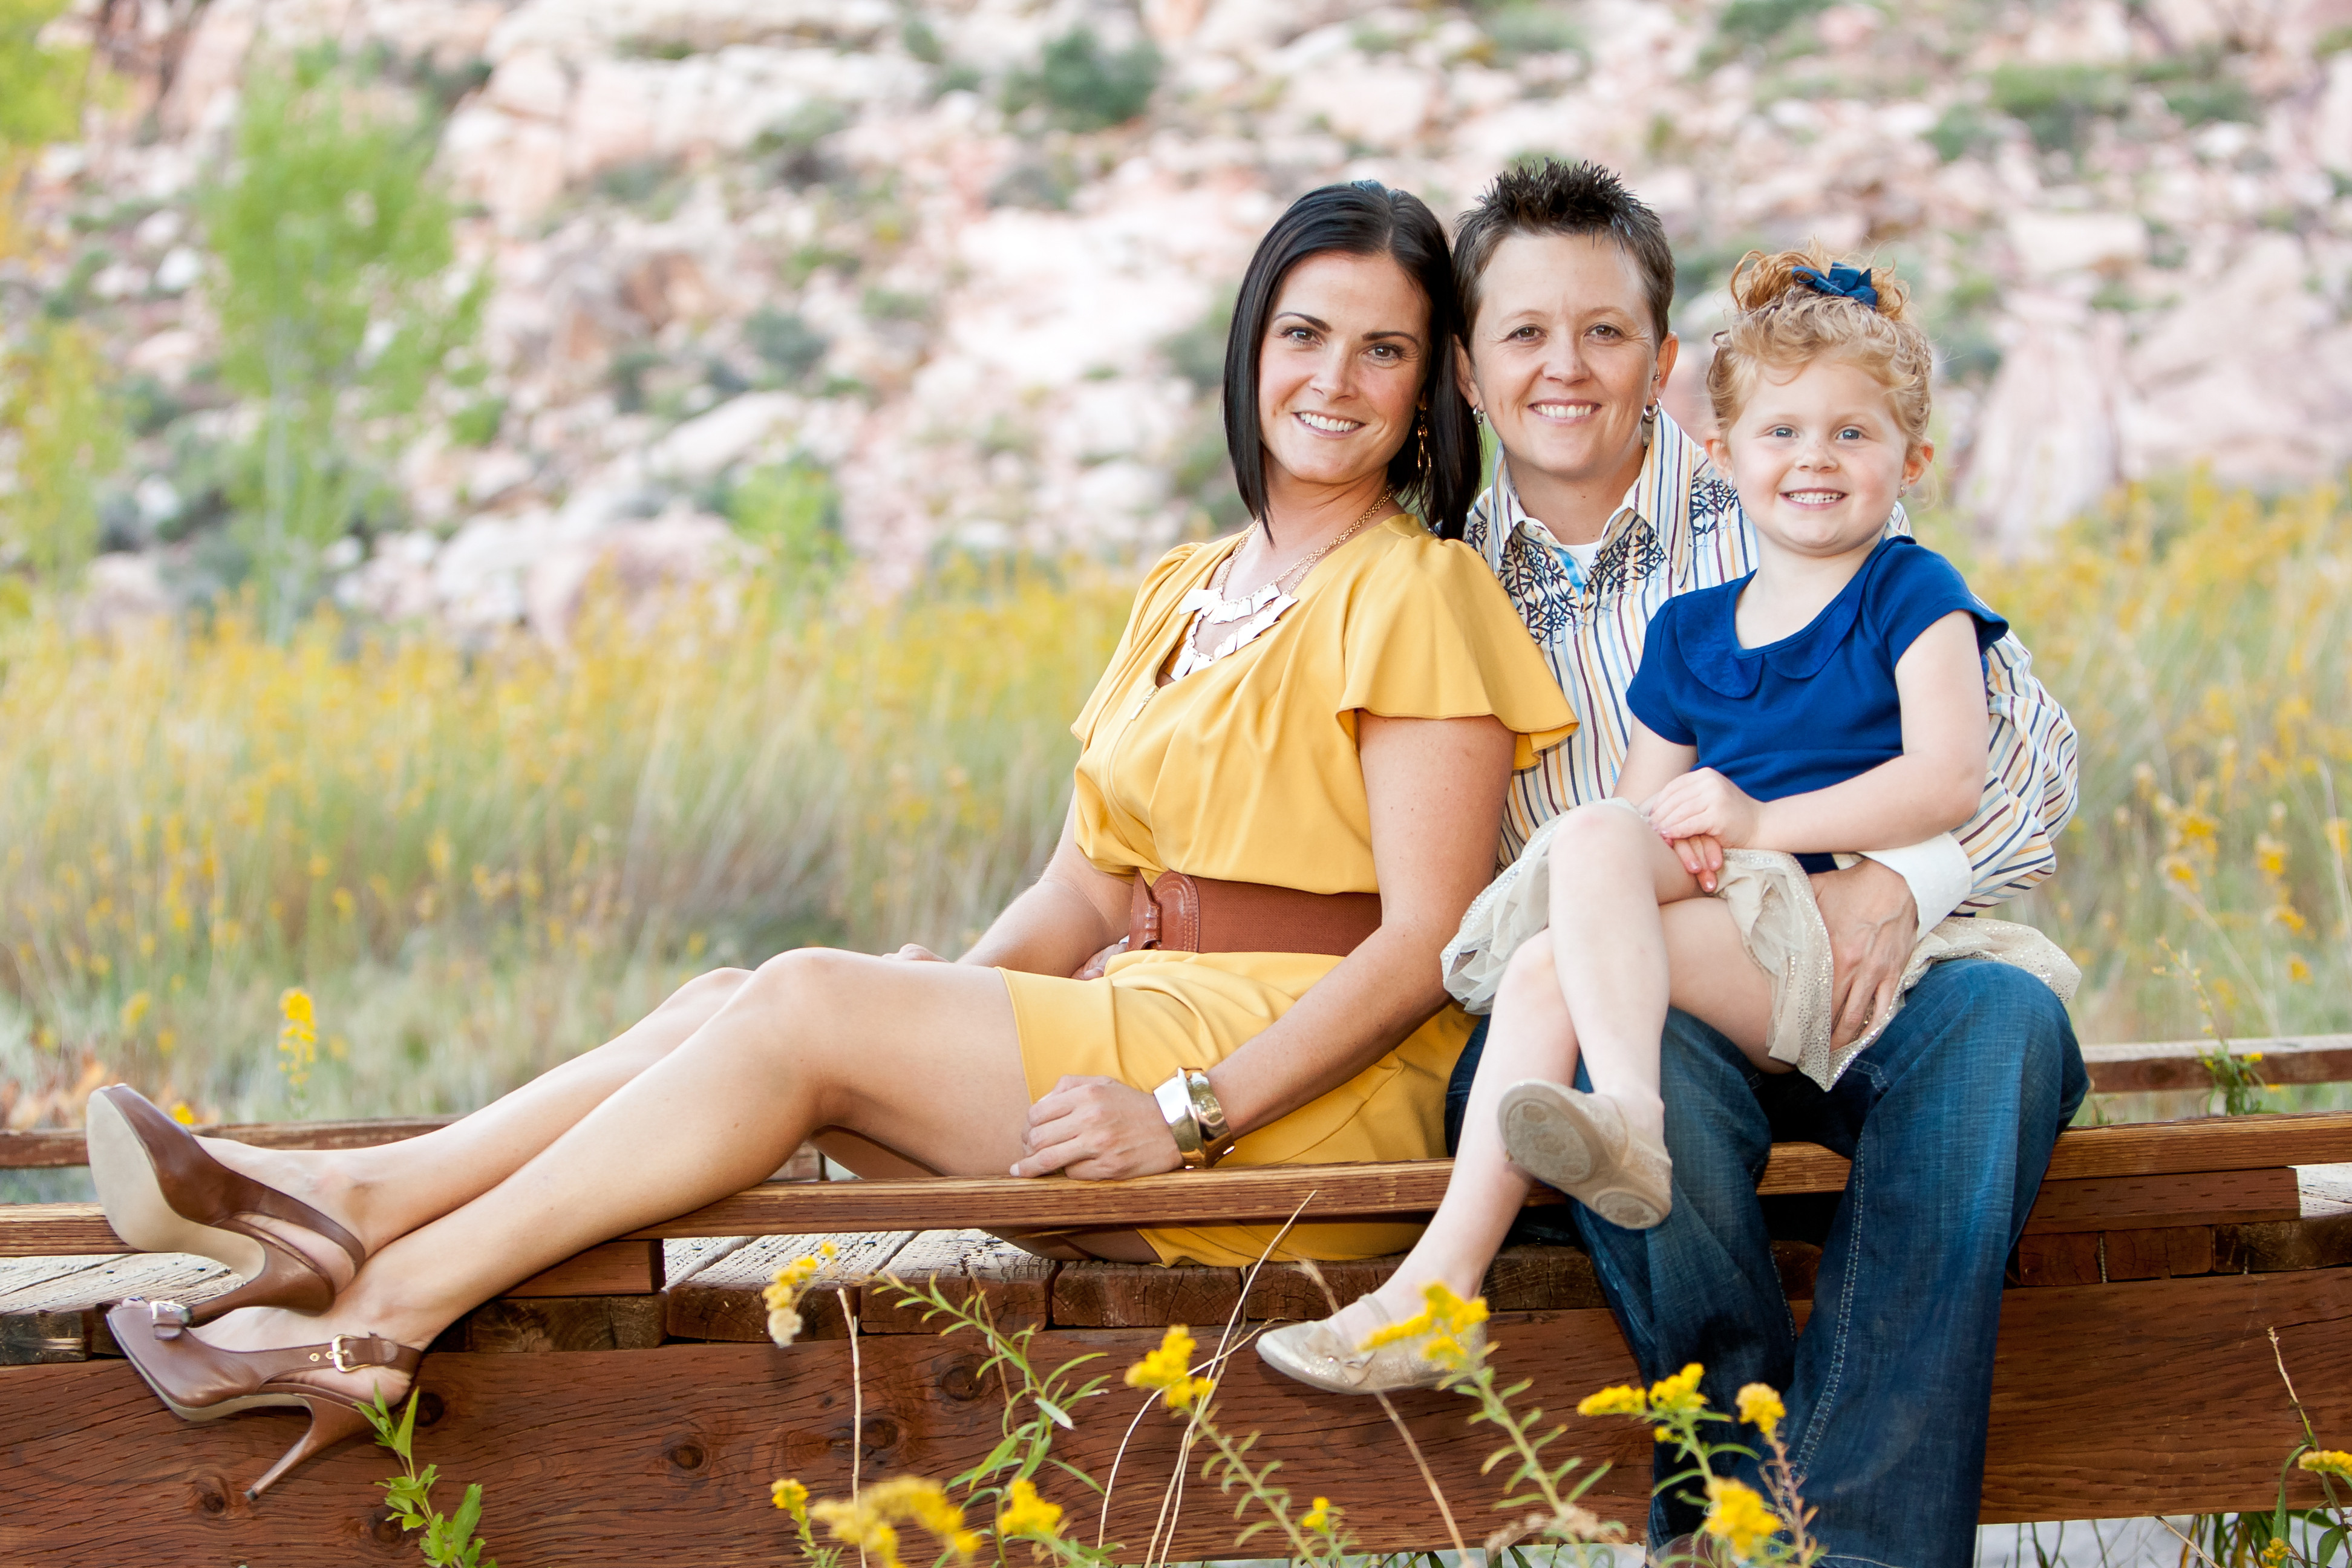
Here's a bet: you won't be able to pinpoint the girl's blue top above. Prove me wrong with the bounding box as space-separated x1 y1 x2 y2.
1625 534 2007 871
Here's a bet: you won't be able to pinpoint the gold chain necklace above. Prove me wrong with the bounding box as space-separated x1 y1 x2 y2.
1211 487 1394 603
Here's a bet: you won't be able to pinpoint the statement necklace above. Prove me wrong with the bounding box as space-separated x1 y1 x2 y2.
1166 489 1391 682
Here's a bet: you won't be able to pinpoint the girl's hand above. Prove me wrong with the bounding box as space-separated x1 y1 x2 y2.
1645 768 1763 846
1013 1074 1184 1180
889 944 950 962
1667 833 1725 893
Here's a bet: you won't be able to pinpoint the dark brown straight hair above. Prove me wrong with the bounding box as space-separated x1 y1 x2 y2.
1221 180 1480 540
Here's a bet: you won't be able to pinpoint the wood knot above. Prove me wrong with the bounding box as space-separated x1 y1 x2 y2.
366 1505 406 1544
665 1440 707 1472
412 1391 446 1428
187 1476 230 1517
939 1359 987 1403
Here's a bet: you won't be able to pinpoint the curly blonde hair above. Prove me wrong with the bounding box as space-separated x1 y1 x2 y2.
1705 246 1934 460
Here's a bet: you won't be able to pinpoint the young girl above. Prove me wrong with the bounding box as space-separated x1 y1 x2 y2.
1258 248 2077 1394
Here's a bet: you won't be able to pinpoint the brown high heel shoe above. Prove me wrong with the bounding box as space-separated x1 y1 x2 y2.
85 1085 368 1322
107 1299 422 1498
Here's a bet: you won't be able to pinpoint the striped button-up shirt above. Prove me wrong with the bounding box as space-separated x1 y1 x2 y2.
1469 409 2079 926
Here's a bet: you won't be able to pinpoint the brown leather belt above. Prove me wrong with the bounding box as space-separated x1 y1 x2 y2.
1126 870 1382 958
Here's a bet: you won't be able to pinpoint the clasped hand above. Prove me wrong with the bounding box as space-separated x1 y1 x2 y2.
1011 1074 1182 1180
1642 766 1764 894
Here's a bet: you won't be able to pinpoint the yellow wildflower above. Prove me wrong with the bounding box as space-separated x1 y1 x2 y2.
1736 1382 1785 1441
1702 1476 1782 1559
119 990 151 1032
997 1477 1064 1540
1301 1496 1337 1533
811 1476 976 1566
277 987 318 1088
1124 1324 1215 1410
1360 1281 1489 1373
168 1100 197 1126
2289 955 2313 983
2301 1448 2352 1478
772 1477 809 1520
1647 1362 1708 1417
1576 1383 1650 1418
2261 1541 2288 1568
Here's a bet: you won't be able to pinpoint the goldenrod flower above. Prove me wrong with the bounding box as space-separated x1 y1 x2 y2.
1702 1476 1782 1559
2300 1448 2352 1478
1647 1362 1707 1417
1576 1383 1649 1418
997 1478 1064 1540
811 1475 976 1565
1125 1324 1215 1410
2260 1540 2289 1568
1363 1280 1489 1351
1301 1496 1337 1533
772 1477 809 1520
168 1100 197 1126
1736 1382 1785 1441
276 986 319 1086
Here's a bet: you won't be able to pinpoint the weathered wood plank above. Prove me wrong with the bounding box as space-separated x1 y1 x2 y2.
1 1268 2343 1563
1051 1259 1243 1329
452 1296 667 1354
505 1241 662 1299
2020 1168 2301 1233
10 1114 2350 1258
863 1232 1057 1336
663 1232 914 1344
2083 1035 2352 1094
2098 1226 2215 1281
2216 1214 2352 1274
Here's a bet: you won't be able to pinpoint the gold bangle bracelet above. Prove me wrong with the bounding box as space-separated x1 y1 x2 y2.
1180 1068 1235 1166
1153 1072 1209 1168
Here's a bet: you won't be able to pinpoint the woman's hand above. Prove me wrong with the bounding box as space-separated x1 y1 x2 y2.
889 944 949 962
1645 768 1762 846
1011 1075 1183 1180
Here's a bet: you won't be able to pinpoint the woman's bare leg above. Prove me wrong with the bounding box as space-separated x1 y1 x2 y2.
195 947 1053 1394
192 969 756 1259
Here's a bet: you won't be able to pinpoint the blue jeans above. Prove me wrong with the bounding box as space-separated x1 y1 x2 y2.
1443 958 2086 1567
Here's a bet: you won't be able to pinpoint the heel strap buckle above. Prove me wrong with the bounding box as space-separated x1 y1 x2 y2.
327 1333 360 1373
144 1298 191 1339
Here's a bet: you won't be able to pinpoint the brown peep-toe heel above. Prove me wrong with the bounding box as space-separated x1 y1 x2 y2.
107 1299 422 1498
86 1085 368 1322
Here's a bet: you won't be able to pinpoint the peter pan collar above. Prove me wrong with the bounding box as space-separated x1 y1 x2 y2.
1681 535 1910 697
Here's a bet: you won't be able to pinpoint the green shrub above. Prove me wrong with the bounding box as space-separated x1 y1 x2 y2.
1004 27 1160 132
200 59 482 633
1987 62 2128 154
746 310 829 387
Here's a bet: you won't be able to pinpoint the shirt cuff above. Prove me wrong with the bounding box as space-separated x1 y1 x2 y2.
1858 835 1972 941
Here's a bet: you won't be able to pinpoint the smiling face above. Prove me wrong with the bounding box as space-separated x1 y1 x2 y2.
1705 355 1934 561
1254 249 1431 511
1459 231 1676 518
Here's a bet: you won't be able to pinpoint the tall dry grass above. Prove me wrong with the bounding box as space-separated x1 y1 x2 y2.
4 474 2348 1140
0 564 1127 1128
1937 474 2352 1051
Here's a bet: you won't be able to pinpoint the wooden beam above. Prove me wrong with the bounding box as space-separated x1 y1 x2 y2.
2083 1034 2352 1094
0 1119 829 1178
2 1268 2344 1561
8 1112 2348 1258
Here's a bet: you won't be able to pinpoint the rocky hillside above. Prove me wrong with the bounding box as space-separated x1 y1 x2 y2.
8 0 2352 633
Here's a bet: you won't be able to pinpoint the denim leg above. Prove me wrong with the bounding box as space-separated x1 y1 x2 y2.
1771 959 2087 1568
1573 1009 1795 1546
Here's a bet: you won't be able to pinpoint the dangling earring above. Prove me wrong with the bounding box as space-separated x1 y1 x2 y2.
1414 410 1431 474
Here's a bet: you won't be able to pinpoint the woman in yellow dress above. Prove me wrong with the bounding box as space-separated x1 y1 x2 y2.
85 181 1573 1494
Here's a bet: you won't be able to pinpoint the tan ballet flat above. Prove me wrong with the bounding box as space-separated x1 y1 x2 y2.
106 1299 422 1498
1255 1295 1483 1396
86 1085 367 1322
1499 1079 1674 1230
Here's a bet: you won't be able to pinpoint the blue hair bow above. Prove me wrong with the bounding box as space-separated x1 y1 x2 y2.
1792 263 1879 309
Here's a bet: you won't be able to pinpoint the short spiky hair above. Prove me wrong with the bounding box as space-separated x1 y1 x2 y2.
1452 160 1676 344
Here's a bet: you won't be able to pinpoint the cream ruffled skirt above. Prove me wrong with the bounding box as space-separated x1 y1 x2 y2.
1441 801 2080 1090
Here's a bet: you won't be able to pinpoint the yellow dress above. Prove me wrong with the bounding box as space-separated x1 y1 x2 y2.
1000 515 1576 1266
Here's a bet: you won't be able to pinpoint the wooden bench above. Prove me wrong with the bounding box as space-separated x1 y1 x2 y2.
2 1047 2348 1563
